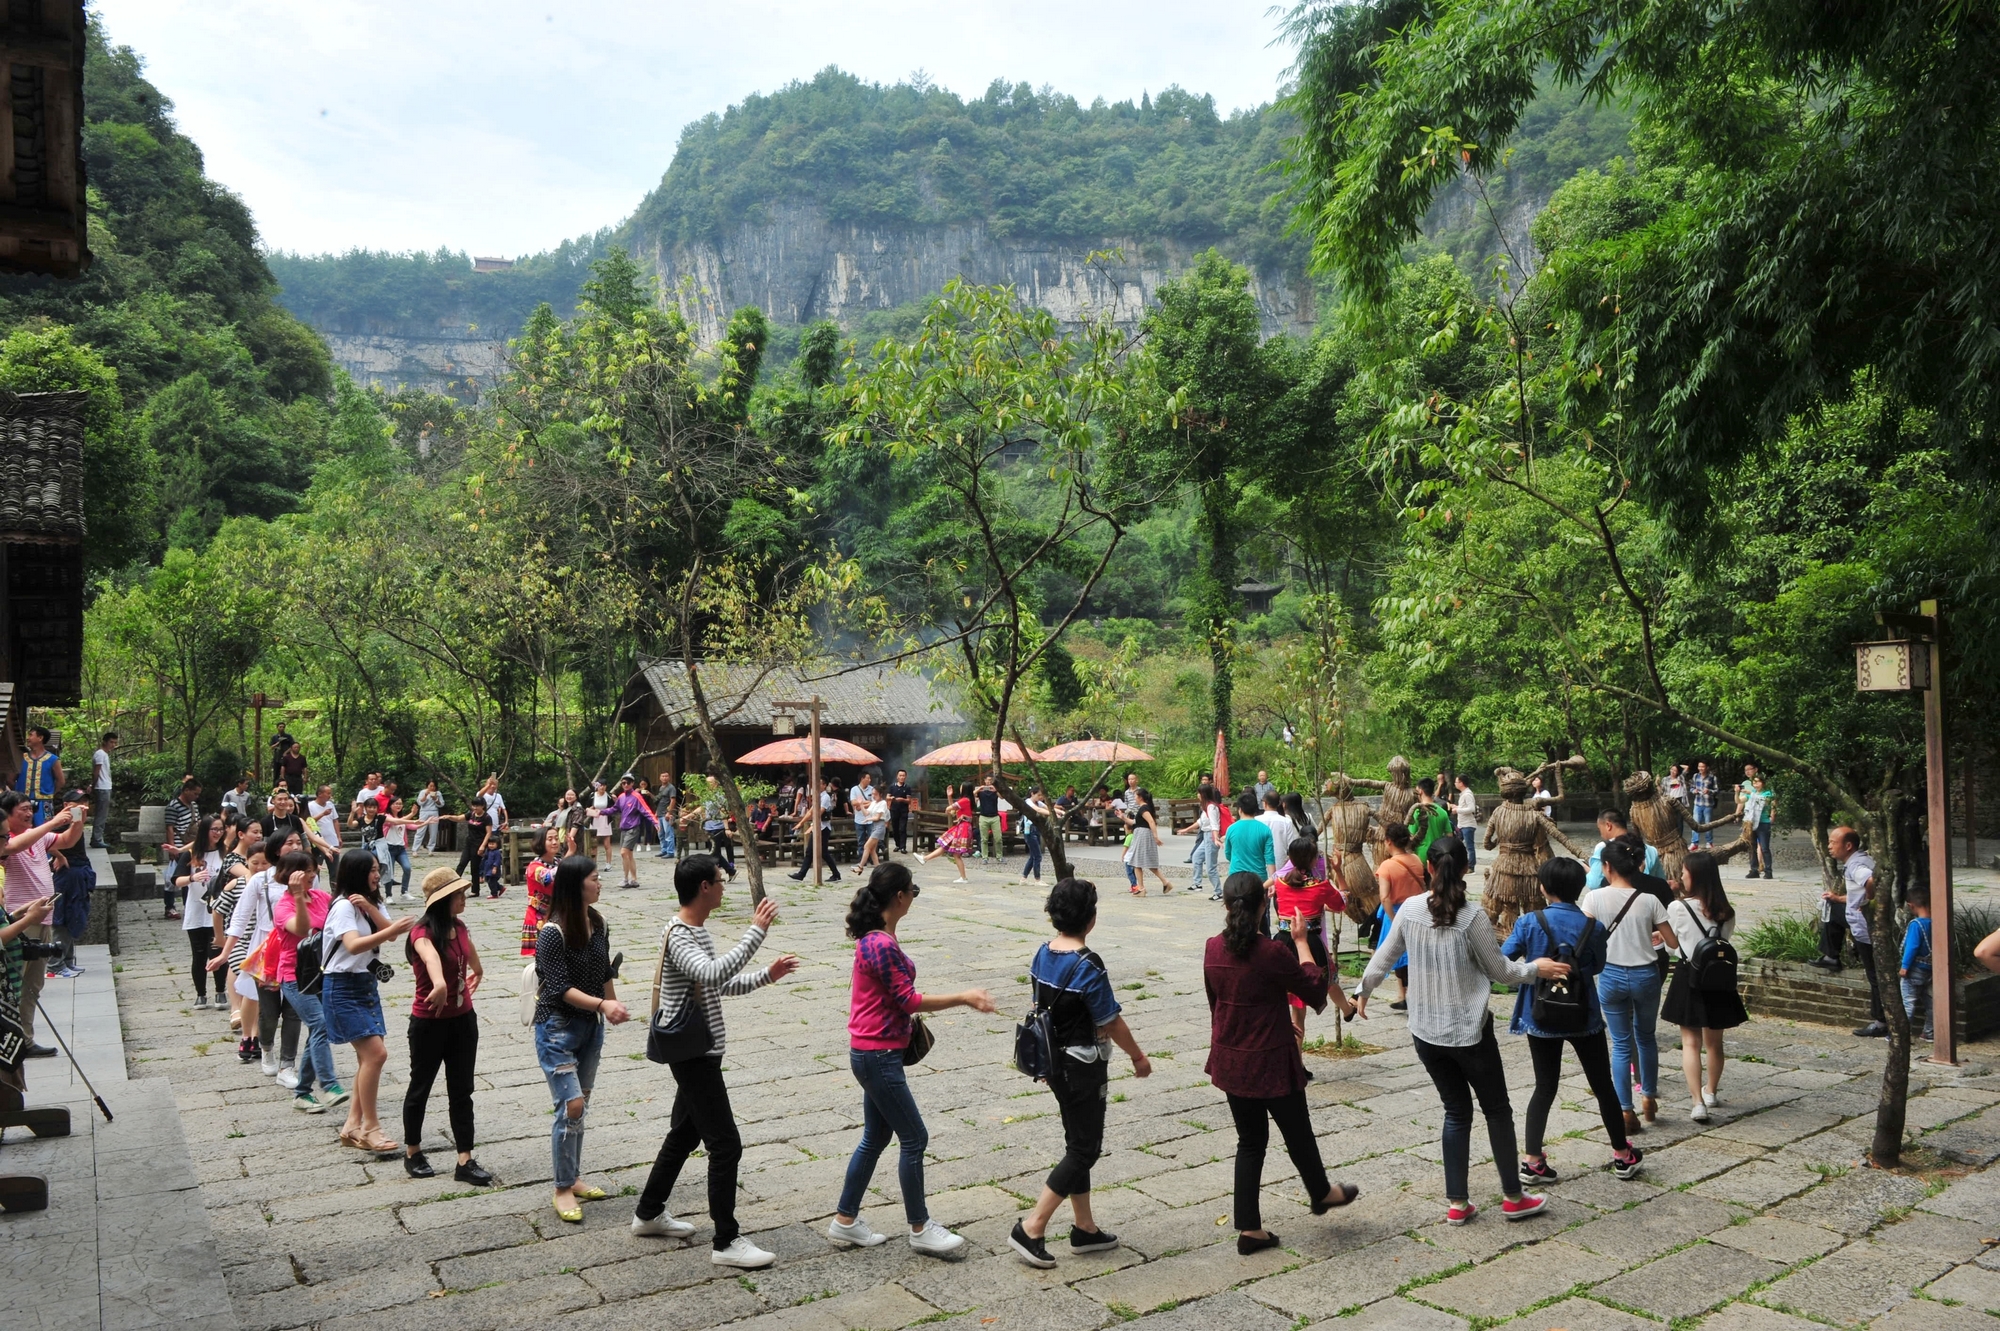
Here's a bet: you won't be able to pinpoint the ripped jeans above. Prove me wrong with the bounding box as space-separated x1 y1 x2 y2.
534 1009 604 1190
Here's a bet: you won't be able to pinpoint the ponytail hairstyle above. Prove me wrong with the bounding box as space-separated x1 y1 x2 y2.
1425 834 1470 928
549 854 602 950
1283 793 1313 842
1679 851 1735 924
1284 835 1318 882
1221 871 1267 957
334 848 380 904
847 861 914 938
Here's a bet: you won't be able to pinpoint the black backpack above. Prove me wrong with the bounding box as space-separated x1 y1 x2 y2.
1684 908 1740 992
1529 910 1597 1033
293 917 327 996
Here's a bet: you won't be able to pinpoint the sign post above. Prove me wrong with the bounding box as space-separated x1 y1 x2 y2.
1858 601 1953 1064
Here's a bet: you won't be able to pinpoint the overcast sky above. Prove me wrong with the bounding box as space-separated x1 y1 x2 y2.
92 1 1299 259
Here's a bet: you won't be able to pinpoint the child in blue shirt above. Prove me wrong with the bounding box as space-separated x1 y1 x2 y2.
1900 889 1934 1042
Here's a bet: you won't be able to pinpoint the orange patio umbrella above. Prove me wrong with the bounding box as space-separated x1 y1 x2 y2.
1034 739 1155 763
911 739 1030 766
734 736 881 766
1212 729 1231 797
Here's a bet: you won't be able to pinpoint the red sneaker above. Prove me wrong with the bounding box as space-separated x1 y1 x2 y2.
1445 1202 1477 1226
1501 1195 1549 1222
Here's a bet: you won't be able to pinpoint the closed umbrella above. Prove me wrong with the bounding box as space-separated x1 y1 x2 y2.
1213 729 1230 797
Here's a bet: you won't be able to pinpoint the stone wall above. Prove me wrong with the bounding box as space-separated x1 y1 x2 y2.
1740 955 2000 1040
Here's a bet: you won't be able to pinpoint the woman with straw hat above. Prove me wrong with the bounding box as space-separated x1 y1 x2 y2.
402 867 495 1184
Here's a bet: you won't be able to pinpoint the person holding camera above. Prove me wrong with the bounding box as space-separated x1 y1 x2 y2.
1 887 55 1090
322 848 412 1155
1 791 85 1057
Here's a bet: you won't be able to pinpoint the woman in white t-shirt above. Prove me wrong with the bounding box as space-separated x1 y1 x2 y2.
1661 851 1746 1121
1453 776 1480 871
588 781 613 865
1579 839 1679 1137
321 848 414 1156
171 816 227 1009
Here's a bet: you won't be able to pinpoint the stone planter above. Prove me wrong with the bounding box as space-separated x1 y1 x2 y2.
1741 956 2000 1040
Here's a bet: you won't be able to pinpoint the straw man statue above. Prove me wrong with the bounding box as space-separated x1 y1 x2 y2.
1484 763 1587 939
1624 769 1748 883
1318 772 1381 926
1341 754 1419 845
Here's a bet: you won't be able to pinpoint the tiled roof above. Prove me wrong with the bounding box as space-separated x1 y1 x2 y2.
638 657 965 730
0 391 86 540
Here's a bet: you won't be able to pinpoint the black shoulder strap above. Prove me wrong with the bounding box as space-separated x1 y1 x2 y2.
1605 887 1644 935
1533 910 1559 962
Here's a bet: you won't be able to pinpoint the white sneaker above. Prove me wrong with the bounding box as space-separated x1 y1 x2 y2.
1702 1089 1720 1108
827 1216 888 1248
711 1236 775 1268
631 1213 696 1239
260 1050 279 1076
1691 1102 1711 1122
908 1217 965 1256
275 1064 300 1090
951 877 970 885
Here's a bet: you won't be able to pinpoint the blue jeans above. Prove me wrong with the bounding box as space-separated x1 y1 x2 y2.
280 980 337 1095
837 1047 930 1227
1692 802 1712 845
1023 825 1043 880
656 822 677 857
1598 963 1663 1107
1902 974 1934 1039
1190 832 1220 895
1461 829 1477 870
1752 823 1772 872
534 1011 605 1190
379 844 412 895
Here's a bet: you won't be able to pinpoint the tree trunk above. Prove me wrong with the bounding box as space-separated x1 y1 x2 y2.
1198 466 1235 741
680 657 766 905
1868 802 1912 1167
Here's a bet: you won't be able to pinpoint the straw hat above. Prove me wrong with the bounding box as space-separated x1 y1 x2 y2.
420 867 473 909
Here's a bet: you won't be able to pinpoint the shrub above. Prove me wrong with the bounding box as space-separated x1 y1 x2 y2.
1739 909 1820 963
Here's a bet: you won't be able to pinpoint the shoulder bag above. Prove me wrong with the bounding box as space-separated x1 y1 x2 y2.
646 922 714 1064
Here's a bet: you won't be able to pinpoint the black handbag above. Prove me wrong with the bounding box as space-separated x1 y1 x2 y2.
903 1015 934 1065
646 923 714 1064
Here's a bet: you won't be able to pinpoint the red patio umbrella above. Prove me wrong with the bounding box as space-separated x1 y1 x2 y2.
911 739 1030 766
1034 739 1155 763
735 736 881 766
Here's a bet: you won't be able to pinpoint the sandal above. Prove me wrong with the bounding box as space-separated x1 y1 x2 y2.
554 1200 583 1223
573 1185 608 1201
1312 1182 1362 1214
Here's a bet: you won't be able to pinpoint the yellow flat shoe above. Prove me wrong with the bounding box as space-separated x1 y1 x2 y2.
554 1202 583 1223
573 1186 608 1201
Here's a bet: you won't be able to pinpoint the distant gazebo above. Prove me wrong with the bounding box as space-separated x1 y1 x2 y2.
1235 581 1284 615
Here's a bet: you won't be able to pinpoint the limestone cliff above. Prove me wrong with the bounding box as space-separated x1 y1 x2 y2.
634 201 1314 347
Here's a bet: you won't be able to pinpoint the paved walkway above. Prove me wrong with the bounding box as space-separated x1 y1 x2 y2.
106 844 2000 1331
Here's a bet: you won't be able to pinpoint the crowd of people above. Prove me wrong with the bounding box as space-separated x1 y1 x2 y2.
1 733 1971 1280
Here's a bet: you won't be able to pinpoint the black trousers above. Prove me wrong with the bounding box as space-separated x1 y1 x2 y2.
258 984 302 1063
636 1056 744 1247
1413 1025 1520 1203
889 808 909 854
1819 908 1848 965
1225 1088 1329 1232
1045 1056 1109 1198
187 927 214 998
1855 940 1886 1023
1524 1031 1628 1157
404 1013 479 1154
456 838 483 893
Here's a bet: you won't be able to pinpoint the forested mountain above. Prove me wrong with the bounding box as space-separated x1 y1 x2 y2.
271 68 1629 395
0 18 336 571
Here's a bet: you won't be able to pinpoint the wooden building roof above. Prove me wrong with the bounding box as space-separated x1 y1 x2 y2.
0 390 86 540
636 657 965 731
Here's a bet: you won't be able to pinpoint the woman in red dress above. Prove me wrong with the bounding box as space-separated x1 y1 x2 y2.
919 785 974 883
520 825 563 957
1269 835 1347 1044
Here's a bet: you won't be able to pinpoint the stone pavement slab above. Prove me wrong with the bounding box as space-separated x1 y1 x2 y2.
1925 1262 2000 1311
1563 1192 1740 1264
1413 1242 1622 1319
1865 1297 1997 1331
1755 1238 1955 1325
1500 1296 1663 1331
1243 1234 1464 1319
1327 1297 1470 1331
1591 1242 1783 1320
1706 1216 1845 1265
1695 1303 1826 1331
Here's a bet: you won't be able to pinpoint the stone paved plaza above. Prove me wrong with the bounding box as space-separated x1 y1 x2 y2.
100 844 2000 1331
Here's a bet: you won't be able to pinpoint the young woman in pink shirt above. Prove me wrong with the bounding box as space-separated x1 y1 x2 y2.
827 863 995 1256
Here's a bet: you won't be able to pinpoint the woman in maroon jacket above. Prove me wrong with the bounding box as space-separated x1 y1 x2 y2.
1205 870 1362 1254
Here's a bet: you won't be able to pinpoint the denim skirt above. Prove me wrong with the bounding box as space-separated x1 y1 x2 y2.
321 970 387 1044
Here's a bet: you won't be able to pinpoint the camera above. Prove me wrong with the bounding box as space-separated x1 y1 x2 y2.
19 939 65 960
